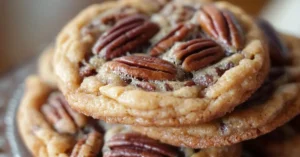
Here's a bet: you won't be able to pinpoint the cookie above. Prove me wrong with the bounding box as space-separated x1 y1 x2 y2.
18 76 241 157
38 45 57 87
54 0 269 126
17 76 103 157
102 125 242 157
132 24 300 148
243 116 300 157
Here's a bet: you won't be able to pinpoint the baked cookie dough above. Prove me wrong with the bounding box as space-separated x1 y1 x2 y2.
17 76 103 157
18 76 241 157
54 0 269 126
38 45 57 87
102 125 242 157
132 25 300 148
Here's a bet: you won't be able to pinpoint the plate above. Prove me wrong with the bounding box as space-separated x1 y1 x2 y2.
5 84 31 157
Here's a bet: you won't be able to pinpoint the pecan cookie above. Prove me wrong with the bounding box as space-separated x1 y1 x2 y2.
102 125 242 157
38 45 57 87
54 0 269 126
132 24 300 148
243 116 300 157
18 77 241 157
17 76 103 157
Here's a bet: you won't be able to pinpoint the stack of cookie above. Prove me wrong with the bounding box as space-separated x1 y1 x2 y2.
17 0 300 156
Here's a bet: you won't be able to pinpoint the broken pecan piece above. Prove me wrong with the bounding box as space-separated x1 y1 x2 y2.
92 14 160 60
108 56 177 81
150 24 194 56
194 74 214 87
101 13 133 26
70 131 103 157
256 19 290 66
136 82 157 91
197 4 244 50
101 7 140 25
161 3 196 25
41 92 87 134
104 133 180 157
174 39 224 72
81 7 140 36
79 65 97 78
215 62 234 76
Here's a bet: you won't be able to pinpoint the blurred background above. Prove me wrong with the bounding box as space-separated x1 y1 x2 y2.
0 0 103 74
0 0 300 74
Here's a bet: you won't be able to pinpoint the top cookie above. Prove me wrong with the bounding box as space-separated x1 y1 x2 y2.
54 0 269 126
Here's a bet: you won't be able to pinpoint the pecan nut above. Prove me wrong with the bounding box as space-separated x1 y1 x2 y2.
104 133 180 157
70 131 103 157
150 24 194 56
256 19 290 66
41 92 87 134
108 56 177 81
197 4 244 50
92 14 160 60
174 39 224 72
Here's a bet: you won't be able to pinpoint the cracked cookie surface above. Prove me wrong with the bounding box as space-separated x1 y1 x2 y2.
132 32 300 148
54 0 269 126
18 76 241 157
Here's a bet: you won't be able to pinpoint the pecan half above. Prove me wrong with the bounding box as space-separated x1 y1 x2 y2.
41 92 87 134
197 4 244 50
92 14 160 60
150 24 194 56
108 56 177 81
256 19 290 66
104 133 179 157
174 39 224 72
70 131 103 157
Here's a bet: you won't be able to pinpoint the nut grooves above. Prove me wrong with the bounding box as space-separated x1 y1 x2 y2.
70 131 103 157
109 56 177 81
41 92 86 134
174 39 225 72
197 4 244 50
81 3 248 91
92 14 160 60
150 24 194 56
104 133 179 157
